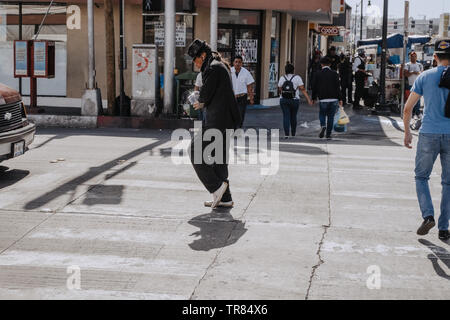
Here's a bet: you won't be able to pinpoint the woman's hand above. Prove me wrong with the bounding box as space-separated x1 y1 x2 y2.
193 102 203 110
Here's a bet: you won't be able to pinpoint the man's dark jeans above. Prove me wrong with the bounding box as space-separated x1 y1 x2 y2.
189 128 232 202
280 98 300 136
319 101 339 137
236 95 248 127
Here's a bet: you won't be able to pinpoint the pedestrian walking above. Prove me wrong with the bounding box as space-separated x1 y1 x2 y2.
403 39 450 241
278 63 313 138
308 53 322 91
353 64 368 109
326 46 340 71
312 57 343 140
187 39 241 209
404 51 424 119
338 53 353 105
230 55 255 127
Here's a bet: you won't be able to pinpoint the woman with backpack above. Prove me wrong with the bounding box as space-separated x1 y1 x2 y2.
278 63 313 138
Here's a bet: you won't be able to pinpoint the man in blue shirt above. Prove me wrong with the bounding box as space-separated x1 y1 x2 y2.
404 39 450 241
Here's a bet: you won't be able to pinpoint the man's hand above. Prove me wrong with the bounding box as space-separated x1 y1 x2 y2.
404 131 413 149
193 102 203 110
249 95 254 105
307 99 314 106
339 100 344 107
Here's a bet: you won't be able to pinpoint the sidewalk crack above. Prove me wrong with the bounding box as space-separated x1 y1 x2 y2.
305 142 332 300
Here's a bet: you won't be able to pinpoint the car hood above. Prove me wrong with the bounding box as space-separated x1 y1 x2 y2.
0 83 21 105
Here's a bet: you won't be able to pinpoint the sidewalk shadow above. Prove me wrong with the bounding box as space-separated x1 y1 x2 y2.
0 166 30 190
419 239 450 280
188 208 247 252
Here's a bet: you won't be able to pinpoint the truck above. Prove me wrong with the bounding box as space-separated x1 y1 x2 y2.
0 83 36 162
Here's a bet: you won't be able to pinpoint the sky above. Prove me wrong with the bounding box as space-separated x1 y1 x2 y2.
345 0 450 19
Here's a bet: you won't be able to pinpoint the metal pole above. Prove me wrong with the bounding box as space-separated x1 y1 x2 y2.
119 0 126 116
360 0 363 41
400 1 409 117
380 0 388 105
210 0 218 51
163 0 175 114
87 0 95 89
19 3 22 96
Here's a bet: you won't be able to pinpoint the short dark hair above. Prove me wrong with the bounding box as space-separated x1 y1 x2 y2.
285 63 295 74
436 53 450 61
234 55 243 62
320 57 332 65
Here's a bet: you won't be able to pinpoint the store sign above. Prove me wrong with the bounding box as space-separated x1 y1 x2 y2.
235 39 258 63
319 26 340 36
331 0 345 14
155 22 186 47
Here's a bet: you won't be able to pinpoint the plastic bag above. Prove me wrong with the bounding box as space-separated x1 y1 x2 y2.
338 107 350 125
334 107 348 133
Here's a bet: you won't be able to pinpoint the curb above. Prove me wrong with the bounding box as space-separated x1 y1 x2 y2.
28 114 194 130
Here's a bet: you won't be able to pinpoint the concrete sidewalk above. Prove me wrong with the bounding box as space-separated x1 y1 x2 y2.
0 105 448 299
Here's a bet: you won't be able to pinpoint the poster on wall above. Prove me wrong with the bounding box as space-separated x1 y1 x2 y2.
132 44 157 100
155 22 186 47
268 63 279 95
235 39 258 63
33 41 47 77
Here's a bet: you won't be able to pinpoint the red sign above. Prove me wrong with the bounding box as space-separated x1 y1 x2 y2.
319 26 340 36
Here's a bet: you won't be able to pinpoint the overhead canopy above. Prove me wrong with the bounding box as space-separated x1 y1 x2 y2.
357 33 431 49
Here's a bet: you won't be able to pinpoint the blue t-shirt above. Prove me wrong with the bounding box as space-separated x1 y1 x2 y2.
412 66 450 134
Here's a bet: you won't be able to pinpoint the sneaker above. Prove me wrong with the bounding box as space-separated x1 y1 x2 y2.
417 217 436 236
438 230 450 240
319 127 326 139
212 182 228 209
204 200 234 208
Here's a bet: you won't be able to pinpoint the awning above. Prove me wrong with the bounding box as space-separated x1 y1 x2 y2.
357 33 431 49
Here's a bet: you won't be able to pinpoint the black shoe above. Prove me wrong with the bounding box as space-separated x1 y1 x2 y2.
438 230 450 240
417 217 436 236
319 127 326 139
326 135 332 141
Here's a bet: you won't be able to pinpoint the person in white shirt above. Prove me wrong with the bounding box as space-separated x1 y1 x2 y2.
278 63 313 138
352 51 366 73
404 51 424 118
230 56 255 127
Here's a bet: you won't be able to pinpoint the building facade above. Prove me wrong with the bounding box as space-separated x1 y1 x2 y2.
0 0 336 110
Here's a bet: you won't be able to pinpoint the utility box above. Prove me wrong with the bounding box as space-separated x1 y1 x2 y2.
131 44 160 117
32 40 55 78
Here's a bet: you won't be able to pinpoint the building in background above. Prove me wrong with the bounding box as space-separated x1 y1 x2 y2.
0 0 335 110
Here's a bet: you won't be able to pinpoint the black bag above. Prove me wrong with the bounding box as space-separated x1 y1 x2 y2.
438 66 450 118
281 75 297 99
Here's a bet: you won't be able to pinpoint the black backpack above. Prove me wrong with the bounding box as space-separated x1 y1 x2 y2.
281 75 297 99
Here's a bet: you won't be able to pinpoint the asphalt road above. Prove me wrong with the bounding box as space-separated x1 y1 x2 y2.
0 105 448 299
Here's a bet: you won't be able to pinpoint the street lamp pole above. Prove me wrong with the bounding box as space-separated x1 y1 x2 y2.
380 0 389 107
360 0 363 41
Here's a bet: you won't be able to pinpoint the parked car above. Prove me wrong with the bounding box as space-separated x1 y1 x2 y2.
0 83 36 162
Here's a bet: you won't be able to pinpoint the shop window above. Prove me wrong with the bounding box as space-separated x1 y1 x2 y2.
143 0 194 13
143 14 194 76
269 12 281 98
0 3 67 96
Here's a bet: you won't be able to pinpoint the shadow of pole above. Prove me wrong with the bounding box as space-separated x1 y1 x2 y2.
24 138 168 210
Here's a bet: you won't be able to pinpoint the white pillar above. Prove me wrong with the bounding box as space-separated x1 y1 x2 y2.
163 0 176 114
87 0 95 89
210 0 218 51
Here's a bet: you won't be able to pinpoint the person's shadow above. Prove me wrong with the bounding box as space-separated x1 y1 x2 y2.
418 239 450 280
188 208 247 251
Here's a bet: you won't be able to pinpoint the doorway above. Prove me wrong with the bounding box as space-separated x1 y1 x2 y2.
217 24 262 103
